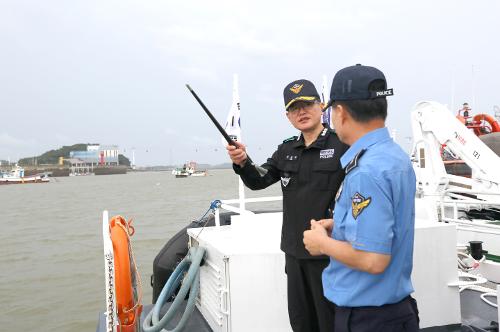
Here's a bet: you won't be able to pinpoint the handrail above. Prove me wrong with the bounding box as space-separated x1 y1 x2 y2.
221 196 282 204
456 225 500 235
442 189 500 196
214 196 283 227
434 190 500 233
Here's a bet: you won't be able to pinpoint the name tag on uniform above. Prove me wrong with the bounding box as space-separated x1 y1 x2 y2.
320 148 335 159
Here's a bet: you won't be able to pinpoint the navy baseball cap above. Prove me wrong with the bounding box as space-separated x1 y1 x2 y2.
329 64 393 102
283 79 320 110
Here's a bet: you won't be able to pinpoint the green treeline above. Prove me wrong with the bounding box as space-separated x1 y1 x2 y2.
19 144 87 165
18 144 130 166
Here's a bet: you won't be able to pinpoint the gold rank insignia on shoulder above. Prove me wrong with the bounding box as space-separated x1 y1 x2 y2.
290 84 303 94
351 192 371 220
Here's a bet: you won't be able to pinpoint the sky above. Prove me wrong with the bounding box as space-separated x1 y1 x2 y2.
1 0 499 166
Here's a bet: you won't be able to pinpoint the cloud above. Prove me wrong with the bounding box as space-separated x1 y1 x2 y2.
189 135 218 145
0 133 35 148
163 128 178 136
54 133 72 143
2 0 500 166
0 133 39 160
176 66 219 82
148 5 315 66
163 128 220 148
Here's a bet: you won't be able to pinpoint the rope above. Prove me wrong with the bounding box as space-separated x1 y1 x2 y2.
479 292 498 308
457 251 484 271
193 200 221 240
458 282 498 308
451 255 499 309
115 218 143 315
449 271 488 288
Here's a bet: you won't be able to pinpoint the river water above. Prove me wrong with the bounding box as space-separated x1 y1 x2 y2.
0 170 281 331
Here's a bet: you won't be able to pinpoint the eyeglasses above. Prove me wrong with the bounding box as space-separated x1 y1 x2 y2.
287 101 318 114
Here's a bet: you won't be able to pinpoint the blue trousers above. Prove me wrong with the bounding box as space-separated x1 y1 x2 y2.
330 296 419 332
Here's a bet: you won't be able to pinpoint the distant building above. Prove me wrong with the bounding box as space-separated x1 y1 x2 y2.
99 145 119 165
87 144 100 152
69 144 119 167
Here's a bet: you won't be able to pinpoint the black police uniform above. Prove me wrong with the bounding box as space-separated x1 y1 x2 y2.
233 125 348 332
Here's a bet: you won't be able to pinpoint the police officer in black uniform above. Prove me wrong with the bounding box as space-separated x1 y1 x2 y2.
226 79 348 332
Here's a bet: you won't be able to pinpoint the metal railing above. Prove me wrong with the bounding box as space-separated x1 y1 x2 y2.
214 196 283 227
437 190 500 234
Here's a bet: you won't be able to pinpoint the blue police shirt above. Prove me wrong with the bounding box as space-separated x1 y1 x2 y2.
322 127 416 307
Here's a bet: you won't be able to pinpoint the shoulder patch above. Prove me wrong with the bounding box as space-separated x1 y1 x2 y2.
345 149 366 174
283 136 298 143
351 192 371 219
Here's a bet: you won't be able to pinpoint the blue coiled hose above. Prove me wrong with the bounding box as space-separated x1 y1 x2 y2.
142 246 206 332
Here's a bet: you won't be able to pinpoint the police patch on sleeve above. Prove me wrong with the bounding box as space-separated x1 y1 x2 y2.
351 192 371 220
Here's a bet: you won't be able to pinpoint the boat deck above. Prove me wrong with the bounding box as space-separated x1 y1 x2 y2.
96 289 499 332
96 300 212 332
460 287 499 331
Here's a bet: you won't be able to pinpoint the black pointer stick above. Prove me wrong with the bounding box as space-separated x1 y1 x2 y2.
186 84 237 146
186 84 252 162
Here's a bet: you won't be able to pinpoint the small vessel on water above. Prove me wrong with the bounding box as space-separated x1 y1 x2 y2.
172 162 208 178
0 165 49 185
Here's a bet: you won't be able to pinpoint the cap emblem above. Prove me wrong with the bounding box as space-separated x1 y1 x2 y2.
290 84 304 94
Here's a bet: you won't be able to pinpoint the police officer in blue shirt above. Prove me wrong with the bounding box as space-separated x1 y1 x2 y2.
303 64 419 332
227 79 348 332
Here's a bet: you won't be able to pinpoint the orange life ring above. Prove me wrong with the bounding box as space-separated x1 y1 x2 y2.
110 216 142 332
472 114 500 135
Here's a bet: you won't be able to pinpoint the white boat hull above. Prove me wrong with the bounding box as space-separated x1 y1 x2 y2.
0 175 49 184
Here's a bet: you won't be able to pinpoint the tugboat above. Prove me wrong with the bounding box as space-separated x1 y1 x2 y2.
0 165 50 184
172 162 207 178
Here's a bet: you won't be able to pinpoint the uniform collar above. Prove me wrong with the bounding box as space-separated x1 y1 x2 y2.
340 127 391 168
291 125 331 149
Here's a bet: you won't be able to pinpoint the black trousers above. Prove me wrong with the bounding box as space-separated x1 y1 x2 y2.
329 295 420 332
285 254 335 332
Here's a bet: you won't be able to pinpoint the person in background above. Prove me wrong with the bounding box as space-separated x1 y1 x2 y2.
304 64 419 332
226 79 348 332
